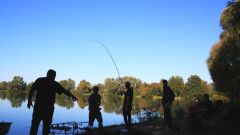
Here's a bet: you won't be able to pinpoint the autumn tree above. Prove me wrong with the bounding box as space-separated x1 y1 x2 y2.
168 76 185 97
207 0 240 101
185 75 202 98
159 79 164 94
139 83 151 97
76 80 89 94
201 80 210 95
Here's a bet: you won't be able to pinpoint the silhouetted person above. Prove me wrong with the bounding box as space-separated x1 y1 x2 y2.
198 94 213 118
27 69 77 135
88 86 103 129
162 80 175 129
123 81 133 129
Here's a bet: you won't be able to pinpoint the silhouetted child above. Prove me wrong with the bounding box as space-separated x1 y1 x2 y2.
88 86 103 129
123 81 133 129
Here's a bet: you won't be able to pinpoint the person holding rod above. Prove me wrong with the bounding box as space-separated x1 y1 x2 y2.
122 81 133 129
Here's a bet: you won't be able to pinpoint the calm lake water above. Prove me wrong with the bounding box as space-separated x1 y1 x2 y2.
0 90 188 135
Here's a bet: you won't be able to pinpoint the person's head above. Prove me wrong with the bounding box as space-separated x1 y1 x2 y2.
125 81 131 89
47 69 56 80
162 80 168 87
203 94 209 101
93 86 99 93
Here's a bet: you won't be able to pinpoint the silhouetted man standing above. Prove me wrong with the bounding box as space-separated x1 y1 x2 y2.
88 86 103 129
162 80 175 129
123 81 133 129
27 69 77 135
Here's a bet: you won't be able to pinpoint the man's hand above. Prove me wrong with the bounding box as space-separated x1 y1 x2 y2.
72 96 78 101
27 101 33 109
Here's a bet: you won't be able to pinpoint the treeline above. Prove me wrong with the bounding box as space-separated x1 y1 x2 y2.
0 75 228 101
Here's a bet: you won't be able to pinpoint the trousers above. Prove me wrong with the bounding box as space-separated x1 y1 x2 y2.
123 107 132 127
30 107 54 135
163 107 172 128
89 109 103 128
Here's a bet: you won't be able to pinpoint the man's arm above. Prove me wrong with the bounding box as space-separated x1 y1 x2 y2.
99 95 101 106
27 80 38 109
27 87 35 109
62 90 78 101
56 82 78 101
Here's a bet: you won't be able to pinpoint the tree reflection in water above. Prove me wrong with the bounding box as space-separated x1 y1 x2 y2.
0 91 26 108
77 95 88 109
55 94 74 109
0 91 189 120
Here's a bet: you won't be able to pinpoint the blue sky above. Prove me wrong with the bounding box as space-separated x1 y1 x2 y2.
0 0 230 85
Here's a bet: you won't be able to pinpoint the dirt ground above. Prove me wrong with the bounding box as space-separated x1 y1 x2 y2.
86 119 240 135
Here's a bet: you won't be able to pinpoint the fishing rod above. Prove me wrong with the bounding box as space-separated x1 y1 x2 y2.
91 40 124 95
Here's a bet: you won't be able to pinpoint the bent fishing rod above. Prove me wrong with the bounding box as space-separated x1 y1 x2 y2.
92 40 124 94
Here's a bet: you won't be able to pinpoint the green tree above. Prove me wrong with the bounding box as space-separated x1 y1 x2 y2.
149 83 162 96
26 82 33 91
185 75 202 98
59 78 75 91
0 91 7 99
104 78 118 94
207 0 240 101
116 76 142 96
0 81 8 90
207 83 215 97
26 82 37 101
96 83 105 94
168 76 185 97
7 76 26 92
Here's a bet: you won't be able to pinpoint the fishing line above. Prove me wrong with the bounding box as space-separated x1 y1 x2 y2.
91 40 124 94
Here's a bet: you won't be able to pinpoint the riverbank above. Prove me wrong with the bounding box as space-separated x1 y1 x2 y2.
86 117 240 135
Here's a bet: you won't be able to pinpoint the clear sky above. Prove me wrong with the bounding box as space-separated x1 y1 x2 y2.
0 0 230 85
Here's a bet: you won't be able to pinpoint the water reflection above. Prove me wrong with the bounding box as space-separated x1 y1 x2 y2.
0 90 188 119
102 95 123 114
77 95 88 109
0 90 193 135
55 95 74 109
0 91 26 108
